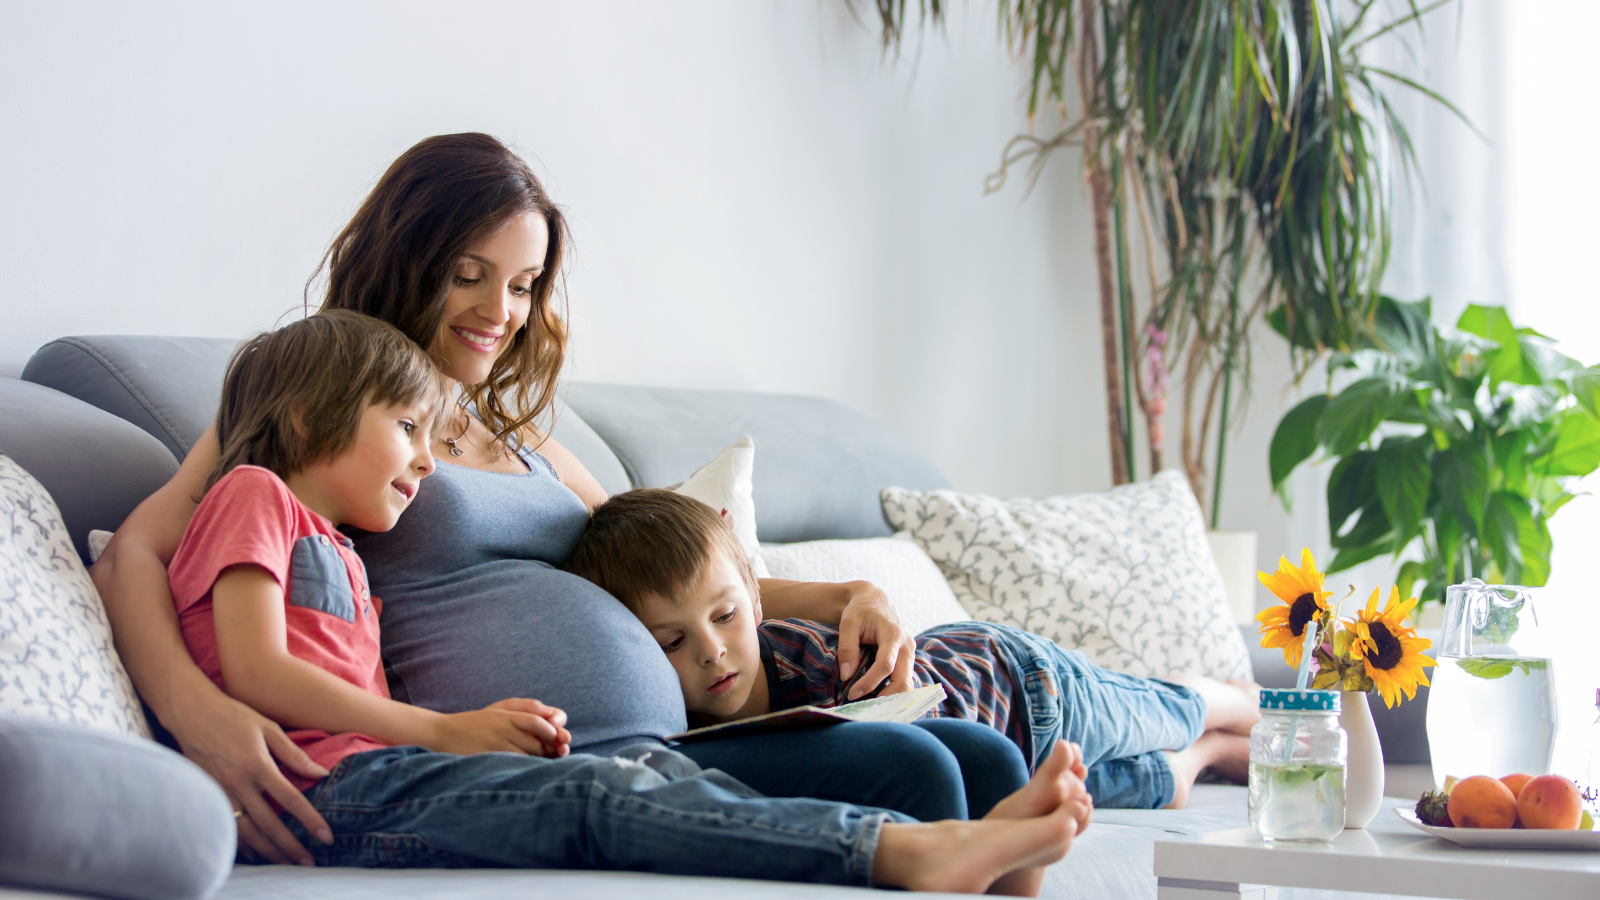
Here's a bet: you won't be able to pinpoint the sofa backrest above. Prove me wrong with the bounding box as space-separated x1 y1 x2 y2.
21 335 950 545
0 378 178 561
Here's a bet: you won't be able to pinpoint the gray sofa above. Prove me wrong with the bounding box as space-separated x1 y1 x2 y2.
0 335 1431 900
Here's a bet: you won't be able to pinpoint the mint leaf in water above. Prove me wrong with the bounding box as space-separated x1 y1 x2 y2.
1458 658 1516 679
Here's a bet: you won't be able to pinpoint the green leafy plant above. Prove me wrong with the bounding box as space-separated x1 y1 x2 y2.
1269 297 1600 608
864 1 1464 524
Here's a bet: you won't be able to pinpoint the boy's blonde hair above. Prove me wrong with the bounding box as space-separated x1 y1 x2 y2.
565 489 760 610
208 310 449 491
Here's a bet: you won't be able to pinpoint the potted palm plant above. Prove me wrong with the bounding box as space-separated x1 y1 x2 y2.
865 0 1464 527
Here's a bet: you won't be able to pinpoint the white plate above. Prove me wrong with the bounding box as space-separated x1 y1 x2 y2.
1394 808 1600 850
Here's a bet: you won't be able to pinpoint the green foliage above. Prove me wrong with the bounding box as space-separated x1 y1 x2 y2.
863 0 1462 518
1456 656 1548 680
1270 298 1600 607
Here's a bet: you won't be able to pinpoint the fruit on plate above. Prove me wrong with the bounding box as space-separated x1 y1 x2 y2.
1415 789 1453 827
1500 774 1533 827
1500 773 1533 799
1517 775 1583 830
1447 776 1519 829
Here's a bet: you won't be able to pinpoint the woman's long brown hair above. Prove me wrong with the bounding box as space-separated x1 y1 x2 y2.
310 133 569 453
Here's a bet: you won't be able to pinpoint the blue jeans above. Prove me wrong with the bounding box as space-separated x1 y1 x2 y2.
280 744 912 884
676 718 1028 820
1003 627 1207 809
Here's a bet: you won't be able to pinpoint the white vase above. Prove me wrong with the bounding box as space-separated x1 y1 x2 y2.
1340 690 1385 828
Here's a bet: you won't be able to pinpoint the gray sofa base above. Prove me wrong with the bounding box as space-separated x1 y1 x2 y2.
0 786 1427 900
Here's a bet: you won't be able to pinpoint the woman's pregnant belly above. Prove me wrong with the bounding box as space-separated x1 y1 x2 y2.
377 560 688 755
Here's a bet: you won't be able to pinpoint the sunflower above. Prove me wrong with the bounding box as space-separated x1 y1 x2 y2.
1349 586 1436 709
1256 548 1333 670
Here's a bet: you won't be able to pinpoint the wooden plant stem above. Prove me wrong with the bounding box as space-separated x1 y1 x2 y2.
1088 150 1130 487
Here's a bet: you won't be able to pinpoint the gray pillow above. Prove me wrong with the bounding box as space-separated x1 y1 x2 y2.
0 715 234 900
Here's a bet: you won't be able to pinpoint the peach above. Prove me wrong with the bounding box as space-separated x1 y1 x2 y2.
1500 774 1534 827
1500 773 1534 798
1448 775 1519 829
1517 775 1583 830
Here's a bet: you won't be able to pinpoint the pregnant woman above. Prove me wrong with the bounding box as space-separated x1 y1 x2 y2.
92 133 1029 866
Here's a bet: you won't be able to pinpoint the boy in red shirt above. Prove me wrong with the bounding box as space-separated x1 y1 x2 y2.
168 310 1092 895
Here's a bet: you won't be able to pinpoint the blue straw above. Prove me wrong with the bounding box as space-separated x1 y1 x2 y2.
1294 623 1319 690
1283 623 1320 764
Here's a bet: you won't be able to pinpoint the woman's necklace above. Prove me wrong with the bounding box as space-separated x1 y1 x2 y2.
439 413 469 457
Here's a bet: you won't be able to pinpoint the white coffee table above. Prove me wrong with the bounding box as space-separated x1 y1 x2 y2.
1153 802 1600 900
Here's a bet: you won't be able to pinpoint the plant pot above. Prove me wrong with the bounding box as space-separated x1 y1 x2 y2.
1206 530 1259 625
1341 690 1385 828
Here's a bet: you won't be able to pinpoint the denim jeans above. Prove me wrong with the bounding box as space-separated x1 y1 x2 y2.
676 718 1028 820
1003 627 1207 809
280 744 914 885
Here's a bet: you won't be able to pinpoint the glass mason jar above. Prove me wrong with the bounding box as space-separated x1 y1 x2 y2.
1248 689 1347 842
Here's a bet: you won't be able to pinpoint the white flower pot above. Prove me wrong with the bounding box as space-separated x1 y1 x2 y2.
1341 690 1385 828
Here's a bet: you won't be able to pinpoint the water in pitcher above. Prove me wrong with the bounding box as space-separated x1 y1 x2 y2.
1427 655 1557 788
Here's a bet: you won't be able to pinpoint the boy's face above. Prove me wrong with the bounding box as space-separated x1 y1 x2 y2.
289 400 436 532
633 548 766 722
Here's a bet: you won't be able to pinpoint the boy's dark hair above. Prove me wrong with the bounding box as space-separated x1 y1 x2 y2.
565 489 760 610
207 310 449 491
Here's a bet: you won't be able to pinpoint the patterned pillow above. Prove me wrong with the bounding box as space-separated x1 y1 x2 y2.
882 470 1251 680
0 454 151 738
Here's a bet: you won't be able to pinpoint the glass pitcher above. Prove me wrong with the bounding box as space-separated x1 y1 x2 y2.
1425 579 1558 789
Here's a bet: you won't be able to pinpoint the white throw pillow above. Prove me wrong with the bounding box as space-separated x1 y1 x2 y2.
0 455 151 738
671 437 771 578
761 535 972 637
882 470 1252 680
87 528 113 563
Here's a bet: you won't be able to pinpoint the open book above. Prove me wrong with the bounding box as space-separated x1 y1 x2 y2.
666 684 948 744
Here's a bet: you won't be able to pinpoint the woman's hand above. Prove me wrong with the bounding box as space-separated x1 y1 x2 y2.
169 688 333 866
835 581 916 700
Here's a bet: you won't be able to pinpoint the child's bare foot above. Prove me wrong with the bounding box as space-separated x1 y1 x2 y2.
1163 673 1261 736
986 741 1087 821
1163 731 1251 809
981 742 1092 895
873 808 1077 896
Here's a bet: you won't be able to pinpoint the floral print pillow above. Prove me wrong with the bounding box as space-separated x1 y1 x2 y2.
882 470 1251 680
0 454 151 738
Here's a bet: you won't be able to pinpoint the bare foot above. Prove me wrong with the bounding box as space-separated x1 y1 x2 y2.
873 809 1077 895
986 741 1086 820
1163 673 1261 736
1163 731 1251 808
981 742 1092 895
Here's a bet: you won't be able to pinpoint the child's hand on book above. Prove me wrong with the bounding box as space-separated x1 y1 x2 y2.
428 699 572 757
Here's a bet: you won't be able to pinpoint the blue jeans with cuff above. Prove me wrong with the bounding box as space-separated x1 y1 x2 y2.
1004 626 1207 809
278 743 913 885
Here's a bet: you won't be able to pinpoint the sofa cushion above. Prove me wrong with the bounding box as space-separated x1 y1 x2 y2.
0 453 150 738
0 378 178 563
883 471 1252 681
0 715 234 900
761 536 971 637
23 336 238 462
22 336 634 498
567 383 950 542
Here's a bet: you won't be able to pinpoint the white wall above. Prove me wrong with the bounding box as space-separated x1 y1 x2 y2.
1 0 1296 596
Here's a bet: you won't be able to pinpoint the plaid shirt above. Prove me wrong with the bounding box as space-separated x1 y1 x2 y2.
758 618 1033 767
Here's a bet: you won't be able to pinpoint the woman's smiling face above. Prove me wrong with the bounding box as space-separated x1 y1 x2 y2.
428 212 550 386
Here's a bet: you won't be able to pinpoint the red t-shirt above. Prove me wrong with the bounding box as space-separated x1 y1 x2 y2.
169 465 389 788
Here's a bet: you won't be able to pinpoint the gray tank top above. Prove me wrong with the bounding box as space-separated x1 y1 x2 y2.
351 442 687 754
